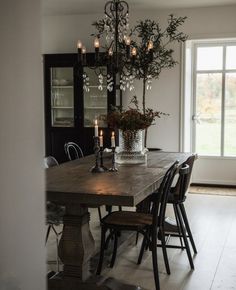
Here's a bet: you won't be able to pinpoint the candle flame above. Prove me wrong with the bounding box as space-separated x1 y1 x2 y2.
95 119 98 125
100 130 103 136
112 131 115 137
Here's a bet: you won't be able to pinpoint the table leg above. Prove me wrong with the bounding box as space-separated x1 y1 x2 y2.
48 204 146 290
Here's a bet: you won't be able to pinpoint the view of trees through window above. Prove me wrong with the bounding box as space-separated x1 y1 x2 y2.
194 43 236 156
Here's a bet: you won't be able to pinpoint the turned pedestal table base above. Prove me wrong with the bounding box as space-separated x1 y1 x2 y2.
48 204 146 290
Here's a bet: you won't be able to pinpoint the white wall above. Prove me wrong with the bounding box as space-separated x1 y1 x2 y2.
0 1 46 289
42 5 236 184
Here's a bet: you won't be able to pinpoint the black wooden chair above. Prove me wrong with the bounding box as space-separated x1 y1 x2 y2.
138 156 197 274
163 154 197 268
44 156 65 272
96 161 179 290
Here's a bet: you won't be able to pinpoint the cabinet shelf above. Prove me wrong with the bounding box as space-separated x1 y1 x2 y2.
86 96 107 98
84 107 107 109
51 106 74 109
53 124 74 127
52 86 73 89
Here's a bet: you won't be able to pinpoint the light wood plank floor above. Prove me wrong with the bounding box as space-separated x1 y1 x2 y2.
47 193 236 290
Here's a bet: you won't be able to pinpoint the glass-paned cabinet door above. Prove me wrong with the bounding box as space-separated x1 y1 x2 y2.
83 67 108 128
51 67 74 127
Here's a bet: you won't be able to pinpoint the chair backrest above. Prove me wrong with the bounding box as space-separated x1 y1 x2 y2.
44 156 59 168
178 164 190 201
172 154 196 200
151 161 179 229
64 142 84 161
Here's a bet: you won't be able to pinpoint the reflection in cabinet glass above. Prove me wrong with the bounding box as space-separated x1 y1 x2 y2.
83 67 108 128
51 67 74 127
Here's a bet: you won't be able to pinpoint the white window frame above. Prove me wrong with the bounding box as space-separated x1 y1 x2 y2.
181 38 236 159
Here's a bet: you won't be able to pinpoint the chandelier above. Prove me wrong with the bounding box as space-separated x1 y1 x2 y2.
77 0 154 93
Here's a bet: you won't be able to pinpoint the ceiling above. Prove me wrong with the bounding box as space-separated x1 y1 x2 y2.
43 0 236 16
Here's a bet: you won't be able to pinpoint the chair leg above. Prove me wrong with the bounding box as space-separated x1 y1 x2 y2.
151 226 160 290
179 203 197 254
96 226 107 275
104 230 113 250
176 205 194 270
51 225 60 273
45 225 51 245
159 229 170 275
173 204 184 250
105 205 112 214
110 232 118 268
98 207 102 221
137 233 148 265
135 232 139 245
55 232 60 273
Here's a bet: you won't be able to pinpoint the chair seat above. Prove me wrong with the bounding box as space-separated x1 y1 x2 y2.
102 211 152 229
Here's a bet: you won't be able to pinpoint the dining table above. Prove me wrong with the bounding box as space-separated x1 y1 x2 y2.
46 151 191 290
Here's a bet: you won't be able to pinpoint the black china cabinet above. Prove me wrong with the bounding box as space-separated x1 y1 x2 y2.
44 53 121 163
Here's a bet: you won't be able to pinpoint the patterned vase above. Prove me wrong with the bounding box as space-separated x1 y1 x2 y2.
116 129 147 164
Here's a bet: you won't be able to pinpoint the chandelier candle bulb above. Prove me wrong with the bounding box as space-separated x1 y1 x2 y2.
99 130 103 147
77 40 82 49
82 46 86 54
94 37 100 61
108 48 113 64
111 131 115 148
147 40 154 61
82 46 86 65
131 47 137 64
131 47 137 56
125 36 131 58
147 40 153 51
94 119 98 137
125 36 131 46
77 40 83 62
108 48 113 56
94 37 100 49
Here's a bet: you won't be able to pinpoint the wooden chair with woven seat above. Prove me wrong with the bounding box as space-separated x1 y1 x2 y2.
96 161 179 290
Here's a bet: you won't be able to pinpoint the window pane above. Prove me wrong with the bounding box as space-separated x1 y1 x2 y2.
226 46 236 70
195 73 222 156
197 47 223 71
225 73 236 156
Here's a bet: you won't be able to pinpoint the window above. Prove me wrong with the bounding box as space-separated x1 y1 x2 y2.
184 40 236 157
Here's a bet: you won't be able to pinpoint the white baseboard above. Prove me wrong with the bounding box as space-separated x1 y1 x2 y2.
192 179 236 186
